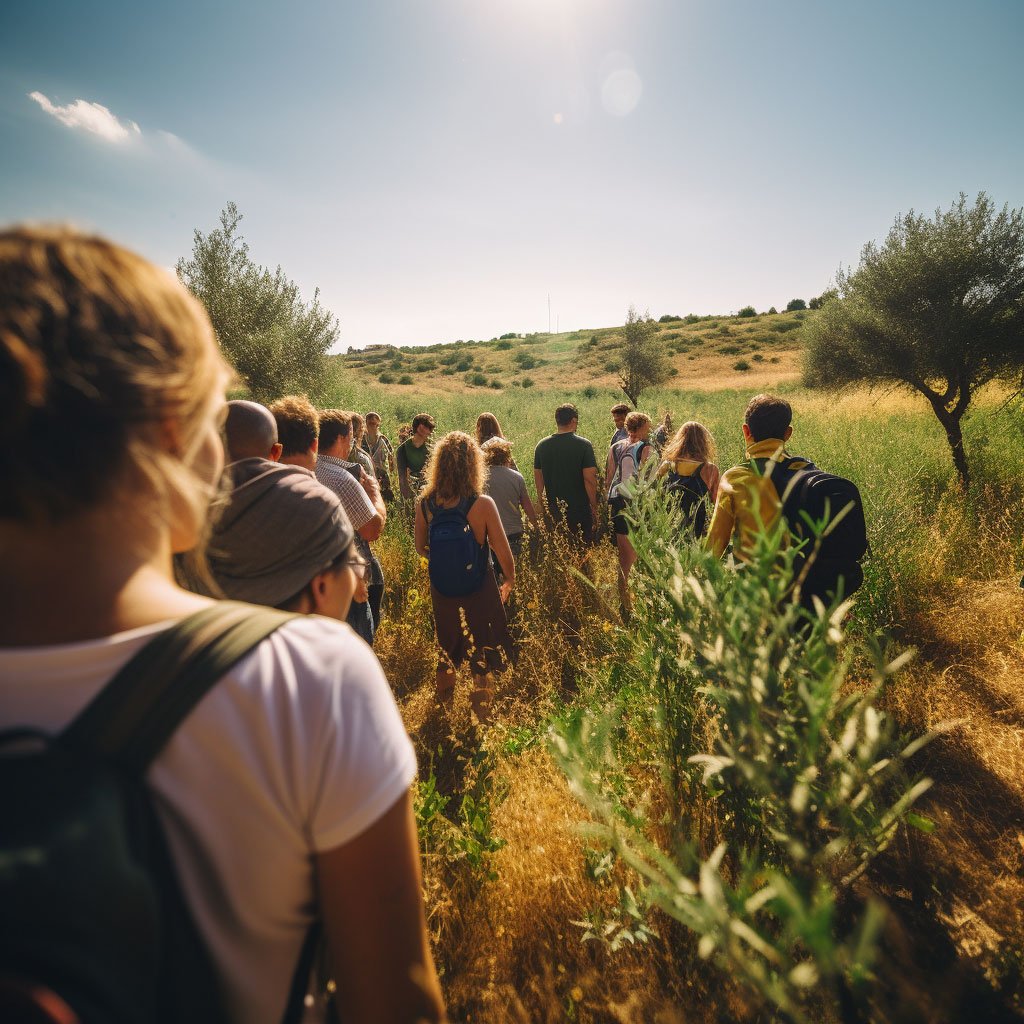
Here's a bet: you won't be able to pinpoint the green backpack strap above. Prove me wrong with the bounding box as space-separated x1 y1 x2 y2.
62 601 295 774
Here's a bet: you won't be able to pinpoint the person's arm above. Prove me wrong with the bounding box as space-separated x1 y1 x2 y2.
703 463 721 504
360 472 387 527
604 448 615 494
705 476 735 558
414 499 428 558
520 487 539 528
396 445 412 500
480 496 515 602
340 473 385 543
316 790 445 1024
533 467 546 516
582 466 598 522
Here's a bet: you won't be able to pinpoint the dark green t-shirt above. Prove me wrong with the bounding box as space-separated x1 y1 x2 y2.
396 438 430 478
533 431 597 529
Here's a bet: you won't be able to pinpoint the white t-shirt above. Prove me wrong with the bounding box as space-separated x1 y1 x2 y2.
0 614 417 1024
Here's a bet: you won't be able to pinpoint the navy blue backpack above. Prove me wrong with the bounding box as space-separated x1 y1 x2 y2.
426 497 490 597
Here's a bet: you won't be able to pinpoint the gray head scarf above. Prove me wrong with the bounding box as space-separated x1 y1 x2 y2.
206 458 355 606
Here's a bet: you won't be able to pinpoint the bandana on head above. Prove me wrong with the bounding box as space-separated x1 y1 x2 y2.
206 459 354 607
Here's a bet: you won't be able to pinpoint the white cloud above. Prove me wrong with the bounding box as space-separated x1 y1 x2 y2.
28 91 141 143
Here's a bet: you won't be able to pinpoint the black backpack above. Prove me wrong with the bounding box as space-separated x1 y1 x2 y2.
663 462 711 538
755 456 868 600
425 497 489 598
0 602 318 1024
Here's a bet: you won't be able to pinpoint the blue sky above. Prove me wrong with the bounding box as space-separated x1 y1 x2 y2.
1 0 1021 348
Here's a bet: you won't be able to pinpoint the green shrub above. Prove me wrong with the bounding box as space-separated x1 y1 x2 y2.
513 351 537 370
733 359 751 371
521 377 535 388
378 371 395 384
489 379 503 389
466 371 488 386
500 332 517 340
414 359 436 373
770 320 802 334
658 314 682 323
738 305 757 317
398 374 413 385
456 357 474 372
719 344 742 355
786 298 807 311
752 353 765 362
496 340 513 350
767 306 778 315
552 496 935 1024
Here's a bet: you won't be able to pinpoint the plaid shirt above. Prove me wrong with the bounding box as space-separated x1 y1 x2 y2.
315 454 384 586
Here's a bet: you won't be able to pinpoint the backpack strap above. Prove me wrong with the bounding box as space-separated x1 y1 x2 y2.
61 601 295 774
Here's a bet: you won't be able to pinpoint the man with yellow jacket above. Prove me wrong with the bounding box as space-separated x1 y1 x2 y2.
706 394 811 561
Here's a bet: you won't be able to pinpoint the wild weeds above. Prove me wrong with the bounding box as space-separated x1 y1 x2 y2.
551 488 938 1023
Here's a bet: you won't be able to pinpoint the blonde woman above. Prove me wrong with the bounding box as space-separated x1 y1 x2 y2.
0 227 444 1024
414 432 515 724
657 420 721 537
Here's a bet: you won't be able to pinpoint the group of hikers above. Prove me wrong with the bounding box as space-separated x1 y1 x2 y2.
0 226 866 1024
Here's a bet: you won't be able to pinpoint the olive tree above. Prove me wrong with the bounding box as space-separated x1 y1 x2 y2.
804 193 1024 490
177 203 339 403
616 305 670 406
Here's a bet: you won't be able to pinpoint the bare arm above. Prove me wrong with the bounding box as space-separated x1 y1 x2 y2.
317 791 445 1024
414 500 428 558
520 490 539 528
360 473 387 527
397 446 413 500
479 496 515 601
533 468 546 514
582 466 598 519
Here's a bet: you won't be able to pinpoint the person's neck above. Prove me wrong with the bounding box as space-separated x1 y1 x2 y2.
411 434 426 447
281 451 316 471
366 430 379 443
0 504 209 645
556 425 576 434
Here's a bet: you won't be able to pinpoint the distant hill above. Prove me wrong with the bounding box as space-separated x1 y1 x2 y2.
332 310 808 394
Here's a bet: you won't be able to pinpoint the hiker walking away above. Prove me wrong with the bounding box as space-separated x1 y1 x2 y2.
533 403 599 546
362 411 396 502
224 399 283 463
652 410 673 452
475 412 518 471
396 413 435 499
414 432 515 725
706 393 867 607
482 437 538 567
656 420 720 539
605 412 657 616
0 226 444 1024
314 409 387 642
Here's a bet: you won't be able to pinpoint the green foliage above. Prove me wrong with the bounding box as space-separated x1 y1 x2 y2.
615 305 671 405
378 371 395 384
466 371 488 386
551 491 937 1023
659 314 683 323
808 291 837 311
768 306 779 315
804 193 1024 490
786 298 808 311
499 332 518 340
496 339 513 350
733 359 751 371
176 203 338 403
398 374 414 385
521 377 535 388
513 351 538 370
738 305 757 317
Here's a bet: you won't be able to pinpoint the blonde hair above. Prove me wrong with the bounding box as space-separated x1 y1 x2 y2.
0 225 230 536
420 431 484 505
663 420 717 464
268 395 319 456
624 411 651 435
482 437 513 467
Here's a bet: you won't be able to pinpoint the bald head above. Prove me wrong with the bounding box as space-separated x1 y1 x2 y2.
225 400 283 462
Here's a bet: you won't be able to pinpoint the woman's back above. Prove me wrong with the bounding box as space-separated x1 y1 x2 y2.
0 617 414 1023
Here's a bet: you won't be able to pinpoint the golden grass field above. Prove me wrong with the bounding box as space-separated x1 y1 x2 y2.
323 312 1024 1022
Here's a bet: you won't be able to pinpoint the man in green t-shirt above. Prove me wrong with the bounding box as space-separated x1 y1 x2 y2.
533 403 599 544
396 412 435 498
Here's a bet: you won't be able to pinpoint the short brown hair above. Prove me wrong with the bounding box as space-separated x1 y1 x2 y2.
269 395 319 456
411 413 435 433
555 403 578 427
624 411 650 434
610 403 630 416
744 394 792 442
318 409 351 451
481 437 513 467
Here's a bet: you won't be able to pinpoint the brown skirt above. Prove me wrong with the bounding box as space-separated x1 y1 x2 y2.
430 568 514 676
